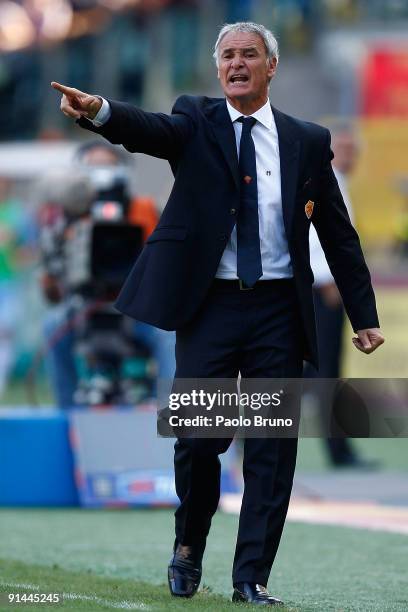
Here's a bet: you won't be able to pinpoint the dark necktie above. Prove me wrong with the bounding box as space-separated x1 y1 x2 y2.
236 116 263 287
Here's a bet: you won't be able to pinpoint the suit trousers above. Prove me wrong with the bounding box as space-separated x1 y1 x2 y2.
173 278 303 586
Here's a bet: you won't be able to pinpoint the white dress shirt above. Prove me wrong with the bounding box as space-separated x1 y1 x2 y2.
216 99 292 279
92 97 293 279
309 168 354 286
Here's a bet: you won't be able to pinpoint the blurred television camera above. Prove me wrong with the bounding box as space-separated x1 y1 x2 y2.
63 163 143 299
38 151 154 406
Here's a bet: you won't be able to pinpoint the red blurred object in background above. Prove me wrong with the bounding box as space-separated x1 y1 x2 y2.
362 48 408 117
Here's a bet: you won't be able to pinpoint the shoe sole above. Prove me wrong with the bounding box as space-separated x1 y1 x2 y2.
232 590 284 605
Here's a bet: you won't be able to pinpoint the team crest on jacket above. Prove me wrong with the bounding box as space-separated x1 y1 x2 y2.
305 200 314 219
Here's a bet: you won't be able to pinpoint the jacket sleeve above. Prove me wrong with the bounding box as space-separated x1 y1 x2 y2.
76 95 196 161
312 128 380 331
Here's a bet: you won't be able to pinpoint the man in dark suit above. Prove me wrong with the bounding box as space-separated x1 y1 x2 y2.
306 120 379 468
53 21 384 606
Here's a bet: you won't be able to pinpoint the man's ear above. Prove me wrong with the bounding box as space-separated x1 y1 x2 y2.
267 57 278 81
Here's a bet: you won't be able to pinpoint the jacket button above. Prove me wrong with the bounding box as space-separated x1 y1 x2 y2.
230 208 236 215
219 233 227 241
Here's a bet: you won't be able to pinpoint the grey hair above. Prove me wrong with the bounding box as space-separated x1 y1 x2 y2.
213 22 279 66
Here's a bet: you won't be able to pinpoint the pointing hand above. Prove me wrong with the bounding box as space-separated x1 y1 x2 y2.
51 81 102 121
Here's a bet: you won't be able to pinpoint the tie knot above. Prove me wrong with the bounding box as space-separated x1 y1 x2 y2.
237 116 256 130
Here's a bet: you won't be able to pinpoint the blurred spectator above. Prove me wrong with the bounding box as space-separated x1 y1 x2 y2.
76 143 176 384
74 141 158 239
0 50 42 140
64 2 112 95
306 119 378 469
167 0 200 90
39 141 175 407
38 169 95 407
116 8 151 106
0 176 37 395
65 33 95 95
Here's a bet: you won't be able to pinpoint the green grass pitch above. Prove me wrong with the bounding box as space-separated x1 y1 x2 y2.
1 507 407 611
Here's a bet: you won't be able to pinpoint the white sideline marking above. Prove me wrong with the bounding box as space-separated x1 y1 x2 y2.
63 592 149 610
1 582 39 590
0 582 149 610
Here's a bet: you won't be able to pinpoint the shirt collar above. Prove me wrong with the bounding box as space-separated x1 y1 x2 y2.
226 98 273 130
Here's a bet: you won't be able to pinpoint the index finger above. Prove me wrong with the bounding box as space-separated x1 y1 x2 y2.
51 81 78 96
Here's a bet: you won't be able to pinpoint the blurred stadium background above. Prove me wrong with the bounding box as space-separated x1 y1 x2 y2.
0 1 407 610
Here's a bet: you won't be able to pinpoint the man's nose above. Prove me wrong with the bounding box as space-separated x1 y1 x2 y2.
231 54 244 69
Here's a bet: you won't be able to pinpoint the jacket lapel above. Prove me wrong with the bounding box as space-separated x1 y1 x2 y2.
272 106 300 238
205 99 301 236
205 99 240 190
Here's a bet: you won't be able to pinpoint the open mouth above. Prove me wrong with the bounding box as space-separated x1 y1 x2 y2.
229 74 249 84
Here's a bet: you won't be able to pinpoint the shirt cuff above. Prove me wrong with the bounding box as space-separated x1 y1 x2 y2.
91 97 111 127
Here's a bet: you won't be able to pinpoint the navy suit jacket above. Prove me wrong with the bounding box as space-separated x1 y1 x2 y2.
78 95 379 366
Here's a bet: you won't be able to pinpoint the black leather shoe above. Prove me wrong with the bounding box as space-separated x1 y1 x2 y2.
168 543 202 598
232 583 284 606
